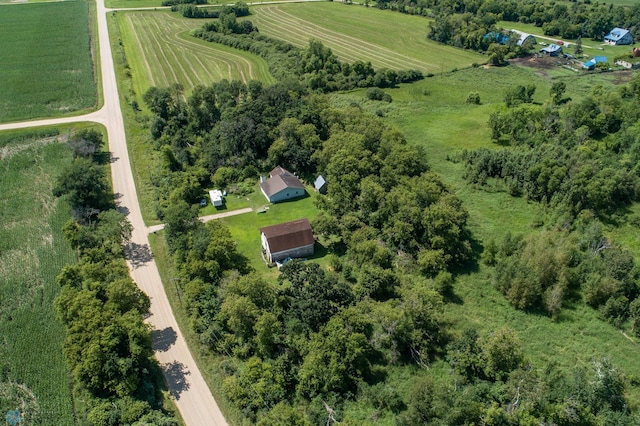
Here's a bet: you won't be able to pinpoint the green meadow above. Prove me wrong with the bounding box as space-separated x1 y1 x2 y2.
360 65 640 401
250 2 485 73
0 126 93 424
0 1 96 123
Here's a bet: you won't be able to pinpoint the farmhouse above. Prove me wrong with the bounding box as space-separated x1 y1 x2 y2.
604 28 633 45
582 56 608 70
208 189 224 207
260 166 306 203
540 44 562 56
314 175 328 194
260 218 315 263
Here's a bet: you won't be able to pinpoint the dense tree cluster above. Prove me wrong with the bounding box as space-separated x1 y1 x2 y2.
148 83 475 421
140 46 640 425
463 77 640 219
53 130 112 221
53 132 177 425
192 24 423 92
161 0 205 7
171 1 249 19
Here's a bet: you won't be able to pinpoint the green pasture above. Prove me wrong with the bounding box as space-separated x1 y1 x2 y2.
249 2 485 73
0 1 96 123
0 126 90 424
116 10 274 96
341 64 640 401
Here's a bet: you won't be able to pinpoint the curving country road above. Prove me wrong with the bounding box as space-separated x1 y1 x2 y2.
0 1 228 425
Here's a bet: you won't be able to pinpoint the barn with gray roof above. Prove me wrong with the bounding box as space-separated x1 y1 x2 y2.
260 166 306 203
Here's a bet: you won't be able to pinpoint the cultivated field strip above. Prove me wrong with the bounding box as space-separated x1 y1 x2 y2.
253 6 436 72
123 11 272 91
0 136 77 424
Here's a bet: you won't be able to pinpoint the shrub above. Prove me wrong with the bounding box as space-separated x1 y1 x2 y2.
466 92 480 105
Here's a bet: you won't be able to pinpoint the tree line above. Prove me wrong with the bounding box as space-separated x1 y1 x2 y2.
370 0 640 59
191 24 423 92
52 130 178 425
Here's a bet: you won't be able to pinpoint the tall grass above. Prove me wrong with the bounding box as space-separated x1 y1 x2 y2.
359 65 640 403
0 127 80 424
0 2 96 123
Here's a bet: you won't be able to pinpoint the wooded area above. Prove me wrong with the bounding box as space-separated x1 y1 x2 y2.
52 131 178 425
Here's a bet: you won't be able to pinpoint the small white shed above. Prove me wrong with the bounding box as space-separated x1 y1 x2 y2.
209 189 224 207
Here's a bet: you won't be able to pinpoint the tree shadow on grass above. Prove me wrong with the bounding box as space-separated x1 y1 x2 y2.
162 361 191 400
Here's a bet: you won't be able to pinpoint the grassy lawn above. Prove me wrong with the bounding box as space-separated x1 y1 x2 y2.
0 1 96 123
219 184 323 273
117 10 274 97
249 2 485 73
0 126 88 425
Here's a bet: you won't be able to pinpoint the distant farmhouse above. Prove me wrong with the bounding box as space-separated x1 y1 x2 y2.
484 30 536 47
540 44 563 56
314 175 328 194
583 56 608 70
260 218 314 264
260 166 306 203
511 30 536 47
604 28 633 45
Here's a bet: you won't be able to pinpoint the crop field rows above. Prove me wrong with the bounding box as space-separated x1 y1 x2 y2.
0 130 76 424
120 11 274 93
0 1 96 123
250 3 484 73
254 6 433 71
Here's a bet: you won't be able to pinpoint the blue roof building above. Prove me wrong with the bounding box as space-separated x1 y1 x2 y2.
582 56 608 70
484 31 509 45
604 28 633 45
540 44 563 56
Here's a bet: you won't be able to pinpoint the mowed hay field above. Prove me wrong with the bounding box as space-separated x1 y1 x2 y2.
0 128 78 424
250 2 485 73
116 10 274 96
0 1 96 123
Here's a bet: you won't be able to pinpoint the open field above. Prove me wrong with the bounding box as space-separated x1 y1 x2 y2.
0 1 96 123
347 64 640 402
249 2 485 73
105 0 314 9
0 126 85 424
116 10 274 96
